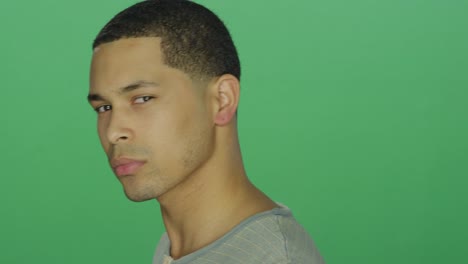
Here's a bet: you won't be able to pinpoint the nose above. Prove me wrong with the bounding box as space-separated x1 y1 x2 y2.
105 111 133 144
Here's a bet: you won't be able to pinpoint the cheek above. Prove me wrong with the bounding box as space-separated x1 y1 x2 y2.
149 97 195 136
145 103 209 162
143 109 187 147
173 105 213 160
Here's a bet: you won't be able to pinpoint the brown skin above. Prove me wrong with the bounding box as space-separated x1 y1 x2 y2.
89 37 276 259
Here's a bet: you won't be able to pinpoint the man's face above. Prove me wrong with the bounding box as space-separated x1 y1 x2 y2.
89 37 215 201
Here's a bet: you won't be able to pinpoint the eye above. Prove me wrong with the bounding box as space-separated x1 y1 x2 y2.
95 105 111 113
134 96 154 104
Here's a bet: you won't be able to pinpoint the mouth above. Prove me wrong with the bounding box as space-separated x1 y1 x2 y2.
110 158 146 177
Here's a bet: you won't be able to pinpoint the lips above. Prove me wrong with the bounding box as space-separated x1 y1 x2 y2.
110 158 146 177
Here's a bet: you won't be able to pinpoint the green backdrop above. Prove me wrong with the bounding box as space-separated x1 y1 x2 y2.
2 0 467 263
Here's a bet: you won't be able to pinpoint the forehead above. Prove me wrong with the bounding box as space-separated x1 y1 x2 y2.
89 37 166 92
92 37 163 61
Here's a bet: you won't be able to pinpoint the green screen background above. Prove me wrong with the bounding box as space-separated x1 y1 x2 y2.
1 0 467 263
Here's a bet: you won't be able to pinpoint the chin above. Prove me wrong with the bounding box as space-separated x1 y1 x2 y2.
123 189 156 202
118 175 159 202
121 182 160 202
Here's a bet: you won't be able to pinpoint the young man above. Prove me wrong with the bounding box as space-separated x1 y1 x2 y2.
88 1 324 263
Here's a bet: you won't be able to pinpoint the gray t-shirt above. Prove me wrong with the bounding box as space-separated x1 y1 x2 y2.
152 204 325 264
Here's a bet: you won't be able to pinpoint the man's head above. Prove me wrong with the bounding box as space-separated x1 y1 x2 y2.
88 0 241 202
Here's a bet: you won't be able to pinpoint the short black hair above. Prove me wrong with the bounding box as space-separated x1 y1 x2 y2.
93 0 241 81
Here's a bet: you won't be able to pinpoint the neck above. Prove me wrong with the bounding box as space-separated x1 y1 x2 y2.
156 128 276 260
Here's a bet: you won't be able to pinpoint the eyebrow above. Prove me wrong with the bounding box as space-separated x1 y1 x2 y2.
87 80 160 102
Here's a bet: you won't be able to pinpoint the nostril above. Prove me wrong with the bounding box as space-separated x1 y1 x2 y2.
114 136 129 143
108 128 132 144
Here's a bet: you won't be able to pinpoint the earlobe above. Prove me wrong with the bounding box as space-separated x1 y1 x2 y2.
213 74 240 126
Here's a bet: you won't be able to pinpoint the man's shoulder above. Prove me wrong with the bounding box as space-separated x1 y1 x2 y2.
241 205 324 263
153 204 324 264
273 209 324 263
200 204 324 264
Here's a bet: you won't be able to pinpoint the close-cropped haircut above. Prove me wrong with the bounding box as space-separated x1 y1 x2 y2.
93 0 241 81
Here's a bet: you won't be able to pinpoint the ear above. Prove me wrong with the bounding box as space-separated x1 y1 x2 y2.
211 74 240 126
